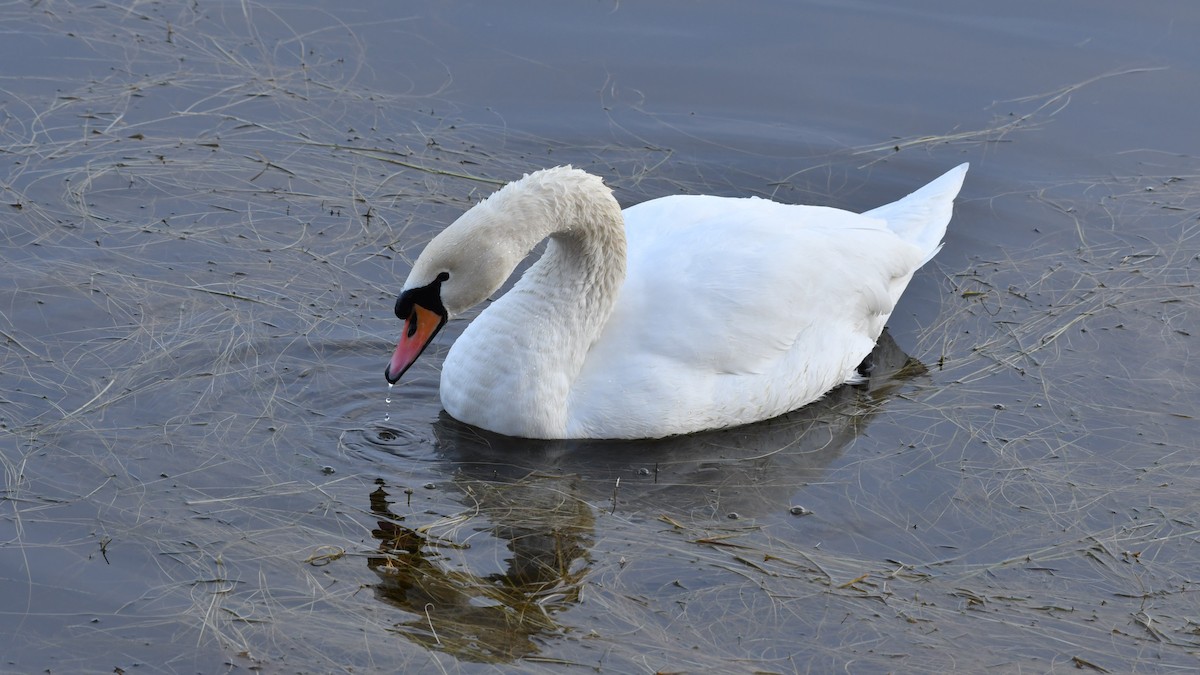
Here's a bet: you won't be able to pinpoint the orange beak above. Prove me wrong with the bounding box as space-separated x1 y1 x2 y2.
385 302 447 384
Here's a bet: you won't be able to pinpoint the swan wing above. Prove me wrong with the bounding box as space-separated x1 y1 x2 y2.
567 195 929 437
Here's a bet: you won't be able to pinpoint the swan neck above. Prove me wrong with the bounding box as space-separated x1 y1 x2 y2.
439 168 627 437
496 167 626 306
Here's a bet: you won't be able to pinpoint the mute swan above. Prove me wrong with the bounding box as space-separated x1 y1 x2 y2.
386 163 967 440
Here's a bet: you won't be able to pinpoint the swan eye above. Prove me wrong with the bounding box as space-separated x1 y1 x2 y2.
394 274 449 322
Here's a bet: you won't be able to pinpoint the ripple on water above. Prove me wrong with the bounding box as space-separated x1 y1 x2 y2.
340 423 441 465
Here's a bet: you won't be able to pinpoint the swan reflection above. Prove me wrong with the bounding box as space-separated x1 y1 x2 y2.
365 329 925 662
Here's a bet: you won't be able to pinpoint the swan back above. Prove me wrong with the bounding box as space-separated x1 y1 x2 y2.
564 196 928 437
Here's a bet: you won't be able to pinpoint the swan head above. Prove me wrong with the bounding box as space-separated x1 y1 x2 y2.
384 198 528 384
384 166 621 385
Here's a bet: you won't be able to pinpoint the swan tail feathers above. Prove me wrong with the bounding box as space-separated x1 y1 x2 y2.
862 163 967 265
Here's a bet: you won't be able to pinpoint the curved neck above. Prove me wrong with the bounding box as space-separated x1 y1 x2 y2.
486 167 627 325
508 168 626 345
440 167 627 437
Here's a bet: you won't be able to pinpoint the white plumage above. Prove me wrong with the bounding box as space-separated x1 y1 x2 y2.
386 163 967 439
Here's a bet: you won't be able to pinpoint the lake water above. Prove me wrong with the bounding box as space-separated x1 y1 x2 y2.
2 1 1198 672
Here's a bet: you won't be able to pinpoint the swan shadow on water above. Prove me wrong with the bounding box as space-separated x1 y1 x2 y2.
362 330 928 663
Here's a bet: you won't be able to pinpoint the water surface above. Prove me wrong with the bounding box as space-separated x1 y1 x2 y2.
2 1 1198 672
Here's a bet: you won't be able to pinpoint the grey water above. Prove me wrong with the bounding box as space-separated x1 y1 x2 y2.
2 1 1198 672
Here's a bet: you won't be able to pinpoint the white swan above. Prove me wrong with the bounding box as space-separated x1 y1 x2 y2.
386 163 967 439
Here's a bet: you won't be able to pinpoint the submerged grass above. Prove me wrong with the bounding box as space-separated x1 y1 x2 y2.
1 1 1198 673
